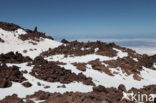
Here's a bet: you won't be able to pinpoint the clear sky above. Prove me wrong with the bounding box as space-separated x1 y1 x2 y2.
0 0 156 40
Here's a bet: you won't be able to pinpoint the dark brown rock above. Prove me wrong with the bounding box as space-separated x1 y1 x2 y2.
61 39 69 43
19 29 54 41
0 22 21 31
73 63 86 71
0 52 32 63
93 85 108 93
0 37 4 43
22 82 32 88
41 41 117 57
30 59 94 86
118 84 126 92
0 94 24 103
0 64 26 88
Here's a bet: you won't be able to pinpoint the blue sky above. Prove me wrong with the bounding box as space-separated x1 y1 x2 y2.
0 0 156 40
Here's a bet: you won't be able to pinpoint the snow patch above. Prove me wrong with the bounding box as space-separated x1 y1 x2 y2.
0 28 62 59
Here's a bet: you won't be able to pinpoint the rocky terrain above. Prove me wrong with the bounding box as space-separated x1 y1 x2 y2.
0 22 156 103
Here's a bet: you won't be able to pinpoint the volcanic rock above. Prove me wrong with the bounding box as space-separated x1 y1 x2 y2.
0 22 21 31
41 41 117 57
61 39 69 43
0 37 4 43
22 82 32 88
0 64 26 88
0 94 24 103
0 52 32 63
19 29 54 41
31 58 94 85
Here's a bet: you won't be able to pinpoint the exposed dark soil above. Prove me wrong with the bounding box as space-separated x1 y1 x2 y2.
0 52 32 63
0 64 26 88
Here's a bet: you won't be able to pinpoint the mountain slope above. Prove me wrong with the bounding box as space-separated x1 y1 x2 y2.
0 22 61 59
0 22 156 103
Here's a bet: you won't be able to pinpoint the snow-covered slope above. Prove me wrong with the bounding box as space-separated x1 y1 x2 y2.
0 28 61 59
0 22 156 103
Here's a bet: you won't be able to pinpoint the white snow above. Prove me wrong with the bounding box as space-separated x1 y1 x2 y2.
80 47 90 51
0 28 61 59
113 48 128 58
15 29 27 35
153 63 156 69
29 98 46 103
132 58 138 62
94 48 99 52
